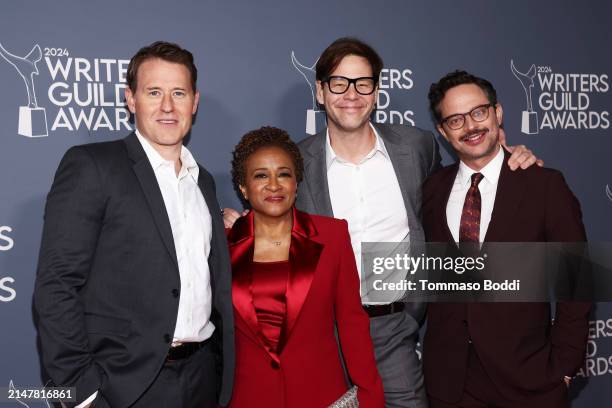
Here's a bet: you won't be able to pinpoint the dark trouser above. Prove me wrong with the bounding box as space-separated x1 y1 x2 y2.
95 342 219 408
429 346 568 408
370 310 428 408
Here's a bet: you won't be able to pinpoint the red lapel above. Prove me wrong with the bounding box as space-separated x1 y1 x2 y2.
227 208 323 359
283 209 323 349
227 213 262 349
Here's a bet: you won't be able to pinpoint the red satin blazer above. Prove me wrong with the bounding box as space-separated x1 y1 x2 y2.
226 209 384 408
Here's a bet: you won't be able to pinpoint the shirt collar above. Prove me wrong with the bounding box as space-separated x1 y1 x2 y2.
457 145 504 188
135 129 199 180
325 122 389 170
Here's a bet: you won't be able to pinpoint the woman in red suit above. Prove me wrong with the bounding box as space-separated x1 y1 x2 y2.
226 127 384 407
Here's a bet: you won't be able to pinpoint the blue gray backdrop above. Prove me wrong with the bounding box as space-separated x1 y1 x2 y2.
0 0 610 406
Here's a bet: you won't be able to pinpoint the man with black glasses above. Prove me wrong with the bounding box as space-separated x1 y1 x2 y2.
296 38 436 407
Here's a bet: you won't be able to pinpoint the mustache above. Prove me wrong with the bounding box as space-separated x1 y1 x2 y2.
460 128 488 142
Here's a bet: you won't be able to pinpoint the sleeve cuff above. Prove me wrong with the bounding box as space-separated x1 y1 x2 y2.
75 390 98 408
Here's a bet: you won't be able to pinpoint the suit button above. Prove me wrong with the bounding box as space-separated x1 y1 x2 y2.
164 333 171 343
270 361 280 370
171 288 179 298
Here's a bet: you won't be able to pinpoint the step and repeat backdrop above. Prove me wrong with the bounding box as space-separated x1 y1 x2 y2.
0 0 610 406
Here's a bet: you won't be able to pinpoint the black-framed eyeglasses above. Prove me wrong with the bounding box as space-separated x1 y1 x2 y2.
440 103 494 130
322 76 378 95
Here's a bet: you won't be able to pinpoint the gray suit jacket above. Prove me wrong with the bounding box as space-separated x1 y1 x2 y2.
296 122 441 323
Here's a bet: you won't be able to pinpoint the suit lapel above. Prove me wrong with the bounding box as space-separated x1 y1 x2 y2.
283 209 322 348
197 170 224 288
483 149 525 243
375 123 420 223
227 214 266 347
124 133 178 268
438 164 459 244
303 130 334 216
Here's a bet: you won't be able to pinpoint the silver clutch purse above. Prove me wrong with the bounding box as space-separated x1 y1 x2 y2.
328 386 359 408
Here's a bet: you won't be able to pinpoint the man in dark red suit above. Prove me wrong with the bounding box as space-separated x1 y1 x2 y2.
422 70 591 408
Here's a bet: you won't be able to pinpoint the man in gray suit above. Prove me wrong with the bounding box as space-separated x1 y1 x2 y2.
296 37 437 408
225 37 537 407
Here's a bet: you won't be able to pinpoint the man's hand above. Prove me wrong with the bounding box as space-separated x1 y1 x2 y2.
564 376 572 388
223 208 249 229
499 128 544 170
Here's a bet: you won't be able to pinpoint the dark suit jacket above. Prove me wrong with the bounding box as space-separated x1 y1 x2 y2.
296 123 441 323
227 209 384 408
34 133 234 407
422 148 591 403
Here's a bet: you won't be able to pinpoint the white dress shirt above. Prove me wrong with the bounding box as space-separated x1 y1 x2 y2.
77 132 215 407
446 146 504 243
136 130 215 343
326 123 409 304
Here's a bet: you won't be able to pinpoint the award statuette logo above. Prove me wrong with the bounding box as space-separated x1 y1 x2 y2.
291 51 325 135
511 60 538 135
0 42 48 138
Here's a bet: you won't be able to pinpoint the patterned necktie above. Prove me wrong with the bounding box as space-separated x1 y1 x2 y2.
459 173 484 243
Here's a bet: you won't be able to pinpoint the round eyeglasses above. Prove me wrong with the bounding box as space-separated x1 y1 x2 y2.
322 76 378 95
441 103 494 130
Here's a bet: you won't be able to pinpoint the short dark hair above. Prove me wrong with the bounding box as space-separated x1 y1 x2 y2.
428 70 498 123
316 37 383 81
231 127 304 192
127 41 197 92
